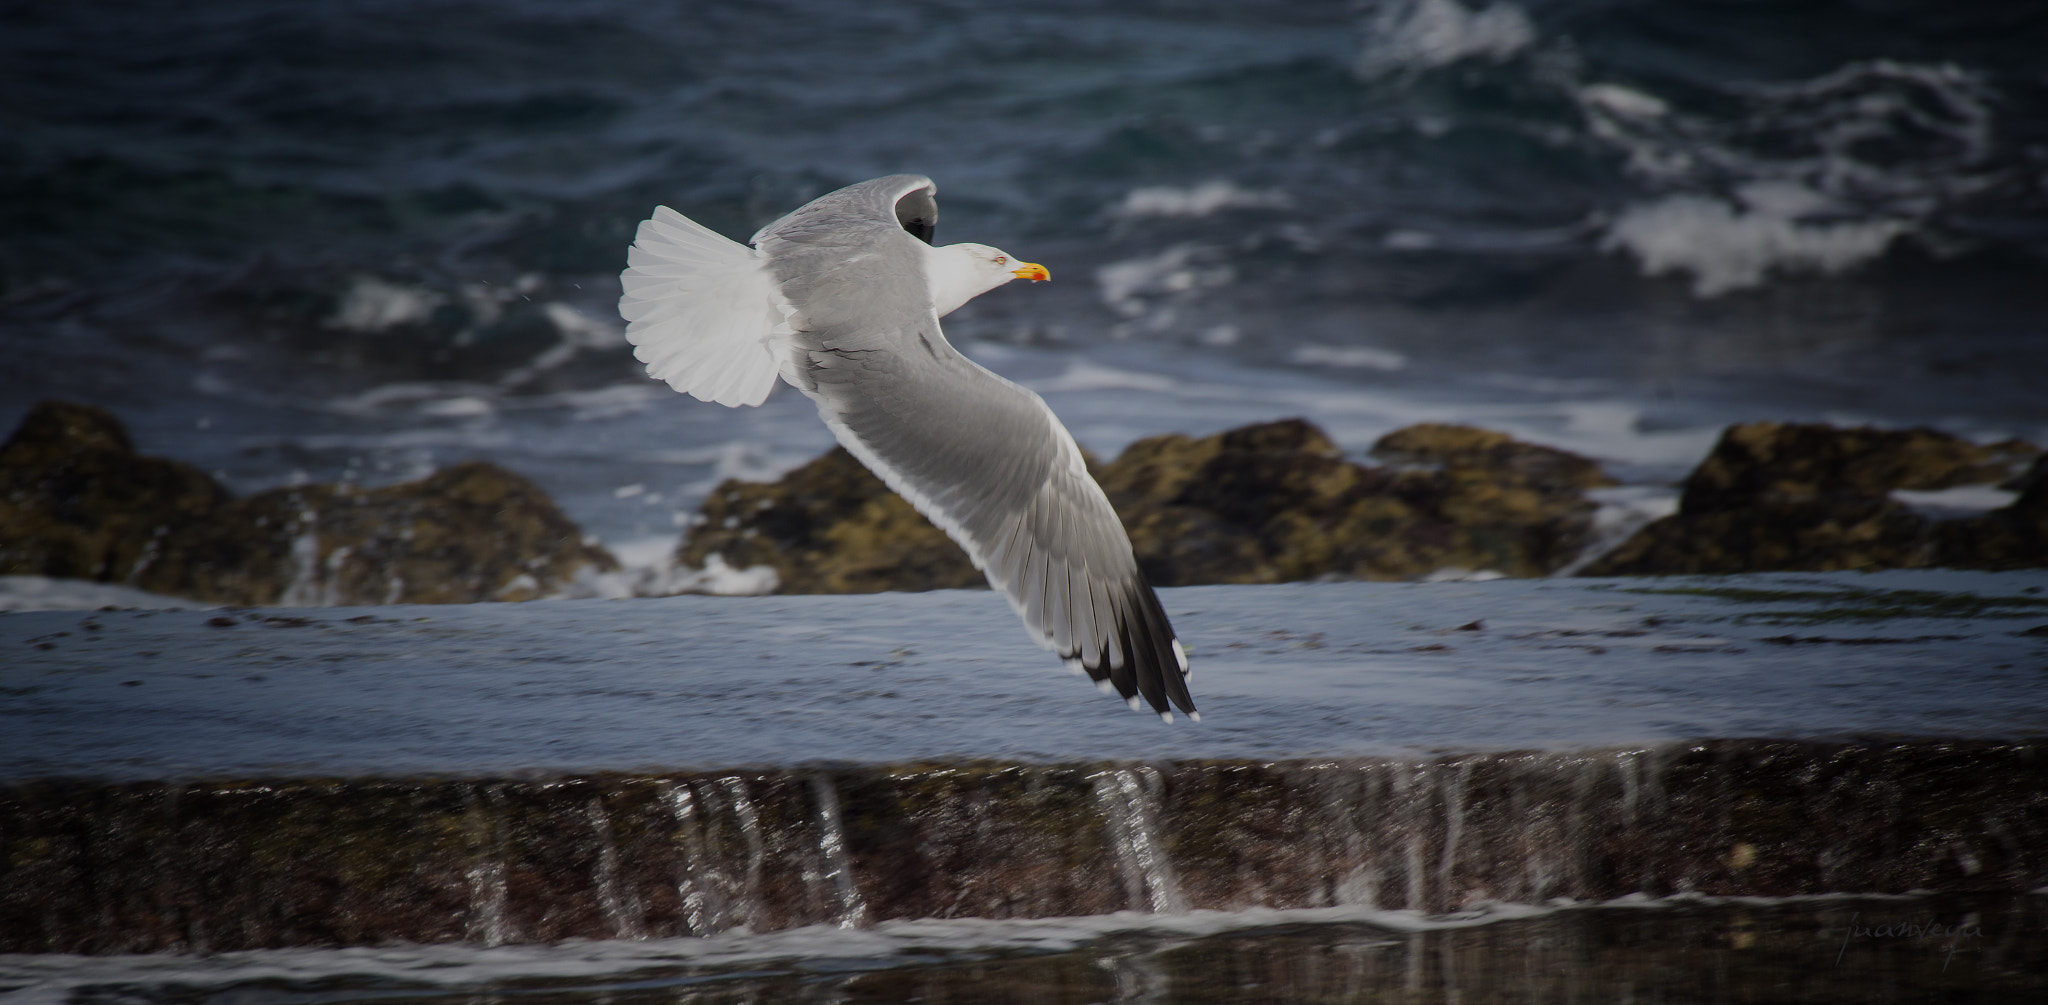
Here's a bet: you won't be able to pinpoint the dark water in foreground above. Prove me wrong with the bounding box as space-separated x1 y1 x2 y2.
48 896 2048 1005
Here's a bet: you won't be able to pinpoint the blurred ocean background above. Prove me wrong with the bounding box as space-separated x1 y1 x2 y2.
4 0 2045 577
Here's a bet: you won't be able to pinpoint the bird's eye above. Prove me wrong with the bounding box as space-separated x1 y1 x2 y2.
995 256 1006 265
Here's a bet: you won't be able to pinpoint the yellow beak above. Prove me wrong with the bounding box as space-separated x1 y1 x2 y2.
1011 262 1050 282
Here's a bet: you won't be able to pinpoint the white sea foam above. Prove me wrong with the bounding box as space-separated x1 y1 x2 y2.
0 575 195 612
322 381 502 418
1113 181 1290 219
1357 0 1535 78
1601 194 1908 297
665 552 780 596
674 439 815 499
1553 485 1683 576
1583 59 1997 295
1356 0 1534 77
416 395 494 418
1578 83 1667 120
1289 345 1409 372
1421 568 1505 583
326 275 440 331
1028 360 1184 395
1382 228 1440 250
1094 244 1234 323
549 535 781 601
1892 484 2019 517
538 380 672 415
498 302 626 389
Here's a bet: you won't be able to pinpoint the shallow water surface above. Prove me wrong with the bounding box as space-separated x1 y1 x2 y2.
29 895 2046 1005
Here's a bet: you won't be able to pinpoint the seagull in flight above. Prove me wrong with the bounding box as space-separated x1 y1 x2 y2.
618 174 1196 721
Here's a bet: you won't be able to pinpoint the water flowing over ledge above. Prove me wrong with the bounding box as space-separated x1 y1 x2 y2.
4 740 2043 954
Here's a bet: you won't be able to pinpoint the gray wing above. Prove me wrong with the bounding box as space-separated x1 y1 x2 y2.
757 176 1195 718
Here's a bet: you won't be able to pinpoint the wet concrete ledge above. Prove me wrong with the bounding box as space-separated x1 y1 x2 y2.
4 739 2044 954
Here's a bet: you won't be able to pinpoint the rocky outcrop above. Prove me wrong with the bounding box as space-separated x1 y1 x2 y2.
677 419 1610 591
1582 422 2041 575
0 401 615 605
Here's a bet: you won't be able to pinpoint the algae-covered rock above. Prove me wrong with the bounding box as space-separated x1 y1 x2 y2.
1670 422 2032 511
678 419 1611 591
0 401 616 605
676 447 982 595
0 401 232 582
142 461 619 605
1370 422 1616 491
1112 419 1602 584
1582 422 2042 575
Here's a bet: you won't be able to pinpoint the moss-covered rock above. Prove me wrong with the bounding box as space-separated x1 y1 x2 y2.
141 461 619 605
1370 422 1616 491
1581 422 2042 576
676 447 983 594
0 401 616 605
0 401 232 583
1113 419 1602 584
677 419 1610 591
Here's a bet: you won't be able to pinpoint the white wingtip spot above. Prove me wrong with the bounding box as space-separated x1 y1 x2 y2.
1172 639 1188 674
1125 696 1141 712
1159 711 1173 724
1189 711 1202 722
1095 679 1115 695
1064 658 1086 676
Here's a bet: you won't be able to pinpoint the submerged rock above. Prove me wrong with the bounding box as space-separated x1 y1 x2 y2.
677 419 1610 591
0 401 615 605
1583 422 2042 575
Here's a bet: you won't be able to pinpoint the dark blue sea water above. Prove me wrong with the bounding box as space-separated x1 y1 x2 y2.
4 0 2045 560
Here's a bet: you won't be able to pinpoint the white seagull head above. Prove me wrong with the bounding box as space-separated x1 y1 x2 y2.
925 242 1049 318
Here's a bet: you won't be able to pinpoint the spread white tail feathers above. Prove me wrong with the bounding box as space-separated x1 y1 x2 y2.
618 206 791 407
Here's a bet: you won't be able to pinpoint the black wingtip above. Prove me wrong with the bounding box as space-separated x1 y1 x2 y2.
1076 577 1194 720
1126 577 1196 717
1062 575 1196 720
